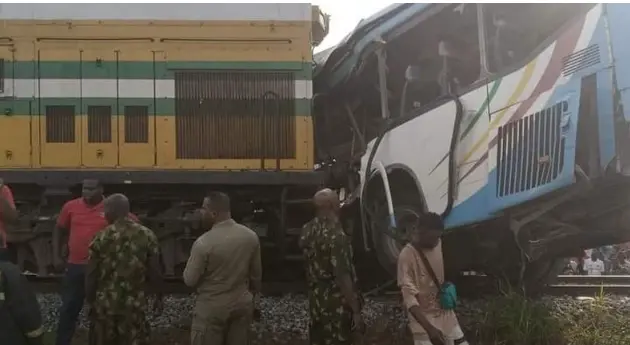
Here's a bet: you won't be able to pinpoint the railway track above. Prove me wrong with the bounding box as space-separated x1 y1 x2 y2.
548 275 630 296
24 273 630 297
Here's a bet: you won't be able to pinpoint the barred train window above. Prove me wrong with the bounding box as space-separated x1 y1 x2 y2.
87 105 112 143
0 59 5 93
45 105 75 143
124 105 149 143
174 70 297 160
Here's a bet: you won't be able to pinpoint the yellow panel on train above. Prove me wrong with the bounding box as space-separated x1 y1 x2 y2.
0 3 325 171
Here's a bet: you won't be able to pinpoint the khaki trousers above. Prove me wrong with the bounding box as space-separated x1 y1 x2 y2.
190 298 253 345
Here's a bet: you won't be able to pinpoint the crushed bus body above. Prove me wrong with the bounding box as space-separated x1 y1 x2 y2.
314 3 630 292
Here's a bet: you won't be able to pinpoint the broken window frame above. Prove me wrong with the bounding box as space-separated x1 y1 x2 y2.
479 3 596 77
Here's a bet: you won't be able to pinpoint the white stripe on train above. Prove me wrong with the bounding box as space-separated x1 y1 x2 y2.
0 79 313 99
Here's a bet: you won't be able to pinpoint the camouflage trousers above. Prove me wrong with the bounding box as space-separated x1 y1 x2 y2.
308 285 353 345
89 311 150 345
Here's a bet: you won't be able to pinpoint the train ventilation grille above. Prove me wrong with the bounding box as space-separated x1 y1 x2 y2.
45 105 76 143
174 70 297 160
496 101 567 197
562 44 600 77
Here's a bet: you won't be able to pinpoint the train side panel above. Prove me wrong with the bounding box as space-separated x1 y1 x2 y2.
0 3 315 172
0 4 328 278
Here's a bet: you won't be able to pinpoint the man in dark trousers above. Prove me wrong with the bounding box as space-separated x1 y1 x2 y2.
0 252 44 345
54 179 138 345
0 178 18 261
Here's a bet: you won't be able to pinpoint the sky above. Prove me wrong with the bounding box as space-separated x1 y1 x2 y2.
312 0 393 52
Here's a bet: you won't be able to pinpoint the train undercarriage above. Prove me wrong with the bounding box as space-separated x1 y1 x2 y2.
7 170 630 295
3 171 327 280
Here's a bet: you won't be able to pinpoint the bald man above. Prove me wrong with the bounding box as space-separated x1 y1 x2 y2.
299 188 365 345
86 194 163 345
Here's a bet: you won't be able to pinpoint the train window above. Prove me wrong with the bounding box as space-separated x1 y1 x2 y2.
0 59 4 93
45 105 75 143
483 4 594 74
124 105 149 143
87 105 112 143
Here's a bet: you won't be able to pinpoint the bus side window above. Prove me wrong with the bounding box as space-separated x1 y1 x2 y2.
392 3 482 112
483 4 594 75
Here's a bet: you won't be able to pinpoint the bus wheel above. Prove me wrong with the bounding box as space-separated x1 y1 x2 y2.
370 195 423 276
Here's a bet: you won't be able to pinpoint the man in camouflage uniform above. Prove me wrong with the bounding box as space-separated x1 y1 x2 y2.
299 188 365 345
85 194 163 345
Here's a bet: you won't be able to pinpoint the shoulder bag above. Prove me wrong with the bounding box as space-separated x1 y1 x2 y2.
416 247 458 310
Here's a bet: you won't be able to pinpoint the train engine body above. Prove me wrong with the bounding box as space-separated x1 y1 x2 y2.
0 3 329 276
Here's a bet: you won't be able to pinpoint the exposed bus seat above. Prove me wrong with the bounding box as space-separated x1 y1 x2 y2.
438 39 464 95
401 57 442 111
489 13 520 71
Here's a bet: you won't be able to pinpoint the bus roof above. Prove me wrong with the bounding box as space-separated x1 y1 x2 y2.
314 3 434 90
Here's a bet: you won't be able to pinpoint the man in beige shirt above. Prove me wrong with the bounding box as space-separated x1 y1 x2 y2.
183 192 262 345
397 212 468 345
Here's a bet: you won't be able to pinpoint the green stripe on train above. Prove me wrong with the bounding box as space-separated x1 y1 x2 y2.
0 98 312 116
4 61 313 80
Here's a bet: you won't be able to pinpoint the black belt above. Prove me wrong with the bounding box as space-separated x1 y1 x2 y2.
454 337 468 345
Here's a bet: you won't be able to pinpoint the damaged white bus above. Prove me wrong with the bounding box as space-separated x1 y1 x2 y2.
314 3 630 293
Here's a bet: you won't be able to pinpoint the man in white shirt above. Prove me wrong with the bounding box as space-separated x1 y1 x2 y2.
584 252 605 276
397 212 468 345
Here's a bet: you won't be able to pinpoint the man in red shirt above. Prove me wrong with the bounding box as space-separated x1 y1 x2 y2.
0 178 18 262
53 179 138 345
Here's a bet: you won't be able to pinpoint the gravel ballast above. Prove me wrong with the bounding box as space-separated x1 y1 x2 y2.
37 293 630 344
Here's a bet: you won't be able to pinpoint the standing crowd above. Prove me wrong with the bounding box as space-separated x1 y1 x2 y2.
1 178 468 345
564 245 630 275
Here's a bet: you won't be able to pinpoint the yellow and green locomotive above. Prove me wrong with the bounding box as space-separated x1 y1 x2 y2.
0 3 329 276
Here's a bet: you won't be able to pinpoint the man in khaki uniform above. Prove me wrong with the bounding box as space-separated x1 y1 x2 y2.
183 192 262 345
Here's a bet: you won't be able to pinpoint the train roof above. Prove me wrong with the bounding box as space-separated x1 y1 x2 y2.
0 3 313 21
314 3 438 91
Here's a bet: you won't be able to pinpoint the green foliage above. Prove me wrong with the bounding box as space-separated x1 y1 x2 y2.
557 288 630 345
471 291 566 345
465 285 630 345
